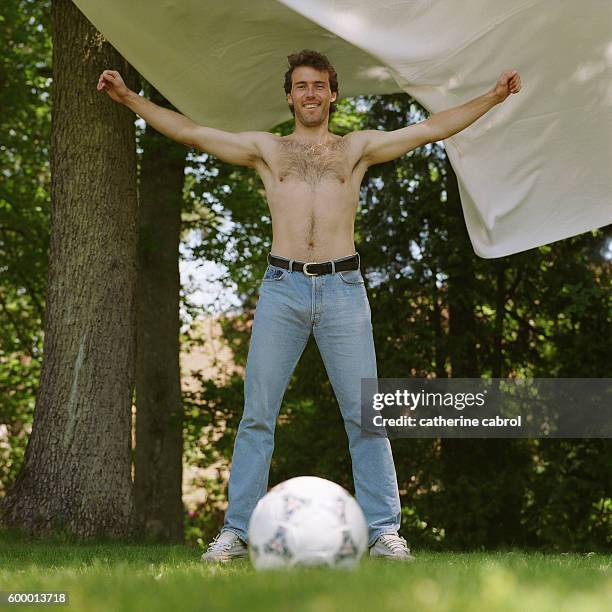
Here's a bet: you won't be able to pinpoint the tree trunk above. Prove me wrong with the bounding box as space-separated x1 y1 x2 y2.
134 84 186 542
0 0 139 538
439 154 525 549
492 260 506 378
444 155 478 378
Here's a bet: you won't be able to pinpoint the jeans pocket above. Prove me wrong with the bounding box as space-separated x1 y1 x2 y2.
338 268 365 284
262 264 288 282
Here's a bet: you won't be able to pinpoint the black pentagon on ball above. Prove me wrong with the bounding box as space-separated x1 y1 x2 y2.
263 525 293 559
334 529 359 562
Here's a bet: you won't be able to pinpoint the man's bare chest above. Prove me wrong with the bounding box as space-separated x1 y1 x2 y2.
275 138 350 186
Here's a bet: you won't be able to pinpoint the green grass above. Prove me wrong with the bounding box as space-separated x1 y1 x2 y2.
0 532 610 612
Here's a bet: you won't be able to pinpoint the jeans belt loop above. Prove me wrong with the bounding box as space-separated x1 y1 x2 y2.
356 252 360 270
288 258 294 273
331 259 336 274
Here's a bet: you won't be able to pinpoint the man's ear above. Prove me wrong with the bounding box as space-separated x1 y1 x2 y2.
331 91 337 103
287 93 293 106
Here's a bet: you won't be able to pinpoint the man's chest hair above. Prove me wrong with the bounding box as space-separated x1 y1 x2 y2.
277 138 348 186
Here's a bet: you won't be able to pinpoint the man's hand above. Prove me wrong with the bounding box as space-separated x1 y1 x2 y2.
97 70 131 104
492 70 522 103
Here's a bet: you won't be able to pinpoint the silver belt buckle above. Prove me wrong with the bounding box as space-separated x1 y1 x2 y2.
302 261 318 276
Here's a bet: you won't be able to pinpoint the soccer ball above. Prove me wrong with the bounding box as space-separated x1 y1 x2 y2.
247 476 368 570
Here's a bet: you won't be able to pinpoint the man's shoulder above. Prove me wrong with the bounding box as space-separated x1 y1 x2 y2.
247 131 280 145
343 129 376 143
341 130 375 159
243 131 281 159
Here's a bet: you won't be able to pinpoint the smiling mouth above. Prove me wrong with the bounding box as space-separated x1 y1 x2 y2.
303 104 320 110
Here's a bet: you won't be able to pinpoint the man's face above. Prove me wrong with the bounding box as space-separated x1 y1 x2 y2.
287 65 337 128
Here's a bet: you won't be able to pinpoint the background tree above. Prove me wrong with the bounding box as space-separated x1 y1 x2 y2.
134 81 187 543
1 0 139 538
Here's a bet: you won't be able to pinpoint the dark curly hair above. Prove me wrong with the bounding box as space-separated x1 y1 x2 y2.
283 49 339 117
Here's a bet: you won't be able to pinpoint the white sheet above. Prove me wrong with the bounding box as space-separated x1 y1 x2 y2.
74 0 612 257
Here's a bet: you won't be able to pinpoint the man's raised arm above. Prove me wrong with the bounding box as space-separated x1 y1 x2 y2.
96 70 263 168
357 69 522 167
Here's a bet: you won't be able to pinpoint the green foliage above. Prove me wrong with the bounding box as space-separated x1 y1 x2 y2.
0 0 51 495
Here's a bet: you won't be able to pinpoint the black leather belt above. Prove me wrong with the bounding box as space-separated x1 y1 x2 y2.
267 252 360 276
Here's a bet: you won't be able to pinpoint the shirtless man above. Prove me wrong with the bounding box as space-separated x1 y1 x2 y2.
98 50 521 562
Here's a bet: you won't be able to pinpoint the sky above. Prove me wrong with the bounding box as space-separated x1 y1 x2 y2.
179 232 242 326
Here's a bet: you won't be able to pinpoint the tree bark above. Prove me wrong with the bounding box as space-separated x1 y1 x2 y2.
492 261 506 378
134 84 186 542
444 155 478 379
439 154 524 548
0 0 139 538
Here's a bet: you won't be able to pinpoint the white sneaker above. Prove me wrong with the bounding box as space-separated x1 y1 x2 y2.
200 531 248 563
369 533 415 561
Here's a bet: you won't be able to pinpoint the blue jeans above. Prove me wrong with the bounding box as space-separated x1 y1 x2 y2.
221 253 401 547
